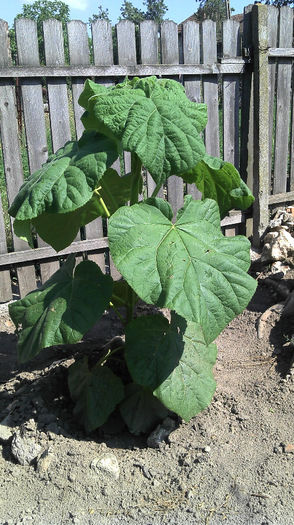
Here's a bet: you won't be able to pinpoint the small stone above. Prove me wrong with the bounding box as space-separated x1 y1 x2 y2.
91 452 120 480
283 444 294 454
68 472 76 482
36 447 53 474
203 446 211 453
0 416 14 443
11 421 43 466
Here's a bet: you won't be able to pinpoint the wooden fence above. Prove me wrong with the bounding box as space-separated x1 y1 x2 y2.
0 4 293 302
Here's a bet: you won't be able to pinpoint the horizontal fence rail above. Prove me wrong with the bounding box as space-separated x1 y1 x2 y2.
0 5 293 302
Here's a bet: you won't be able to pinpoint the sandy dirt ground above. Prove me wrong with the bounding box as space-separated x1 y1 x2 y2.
0 271 293 525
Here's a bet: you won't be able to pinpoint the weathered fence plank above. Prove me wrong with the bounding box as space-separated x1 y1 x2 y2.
267 6 279 177
252 4 270 245
0 194 12 301
291 87 294 192
67 20 90 140
16 18 60 283
161 21 184 217
43 19 71 151
202 20 220 157
273 7 293 194
240 5 254 192
222 19 240 167
0 19 37 297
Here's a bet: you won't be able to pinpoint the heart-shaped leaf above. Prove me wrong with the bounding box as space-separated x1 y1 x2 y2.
9 131 118 221
80 76 207 185
180 155 254 219
9 256 113 363
68 357 124 432
125 313 217 421
108 197 257 344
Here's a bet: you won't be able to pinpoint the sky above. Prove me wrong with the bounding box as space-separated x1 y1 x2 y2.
1 0 250 27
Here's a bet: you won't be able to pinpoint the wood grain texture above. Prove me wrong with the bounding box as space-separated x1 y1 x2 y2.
140 21 158 64
202 20 219 157
161 21 184 217
0 18 37 297
267 6 279 179
273 7 293 194
67 20 90 139
116 20 137 65
222 19 241 167
16 18 59 284
0 193 12 301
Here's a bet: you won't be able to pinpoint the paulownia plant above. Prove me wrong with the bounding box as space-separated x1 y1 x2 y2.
8 76 256 434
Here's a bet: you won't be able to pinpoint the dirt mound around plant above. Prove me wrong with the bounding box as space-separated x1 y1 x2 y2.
0 280 293 525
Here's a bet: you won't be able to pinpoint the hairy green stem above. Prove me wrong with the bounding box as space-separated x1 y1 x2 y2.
97 345 124 367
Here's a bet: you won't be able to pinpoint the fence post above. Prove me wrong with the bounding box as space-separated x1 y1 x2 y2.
252 4 270 246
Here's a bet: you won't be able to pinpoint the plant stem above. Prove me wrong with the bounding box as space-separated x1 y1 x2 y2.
151 182 163 198
130 152 142 205
97 345 124 367
109 301 126 325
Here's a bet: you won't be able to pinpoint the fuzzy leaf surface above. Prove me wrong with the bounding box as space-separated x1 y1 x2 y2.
68 357 124 432
81 76 207 185
108 197 257 344
180 155 254 218
119 383 169 435
125 313 217 421
9 256 113 363
9 131 118 221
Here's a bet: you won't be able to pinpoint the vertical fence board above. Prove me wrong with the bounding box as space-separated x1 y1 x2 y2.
273 7 293 194
161 21 184 216
16 18 60 283
252 4 270 245
222 19 240 167
240 5 254 191
67 21 90 140
0 193 12 301
182 20 202 200
43 20 71 152
140 20 163 199
202 20 220 157
0 19 37 297
268 6 279 178
290 87 294 191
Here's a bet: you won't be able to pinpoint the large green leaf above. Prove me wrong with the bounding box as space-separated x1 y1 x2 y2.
68 357 124 432
98 168 143 215
119 383 169 435
9 256 113 363
108 197 257 344
125 313 217 421
80 76 207 185
9 131 118 221
180 155 254 219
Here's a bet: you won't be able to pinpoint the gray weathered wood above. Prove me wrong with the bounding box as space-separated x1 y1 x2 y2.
67 20 90 139
0 63 247 77
161 21 184 216
16 18 60 283
269 191 294 205
182 20 202 199
0 193 12 301
267 6 279 177
273 7 293 194
92 20 113 65
116 20 137 66
290 87 294 192
252 4 270 245
268 48 294 58
0 18 37 297
140 20 158 64
202 20 219 157
240 5 254 190
43 20 71 152
222 19 241 167
183 21 201 103
0 238 109 268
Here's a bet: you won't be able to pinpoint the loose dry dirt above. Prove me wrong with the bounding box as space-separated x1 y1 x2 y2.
0 273 293 525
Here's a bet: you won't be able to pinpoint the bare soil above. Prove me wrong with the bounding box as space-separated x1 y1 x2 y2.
0 273 293 525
